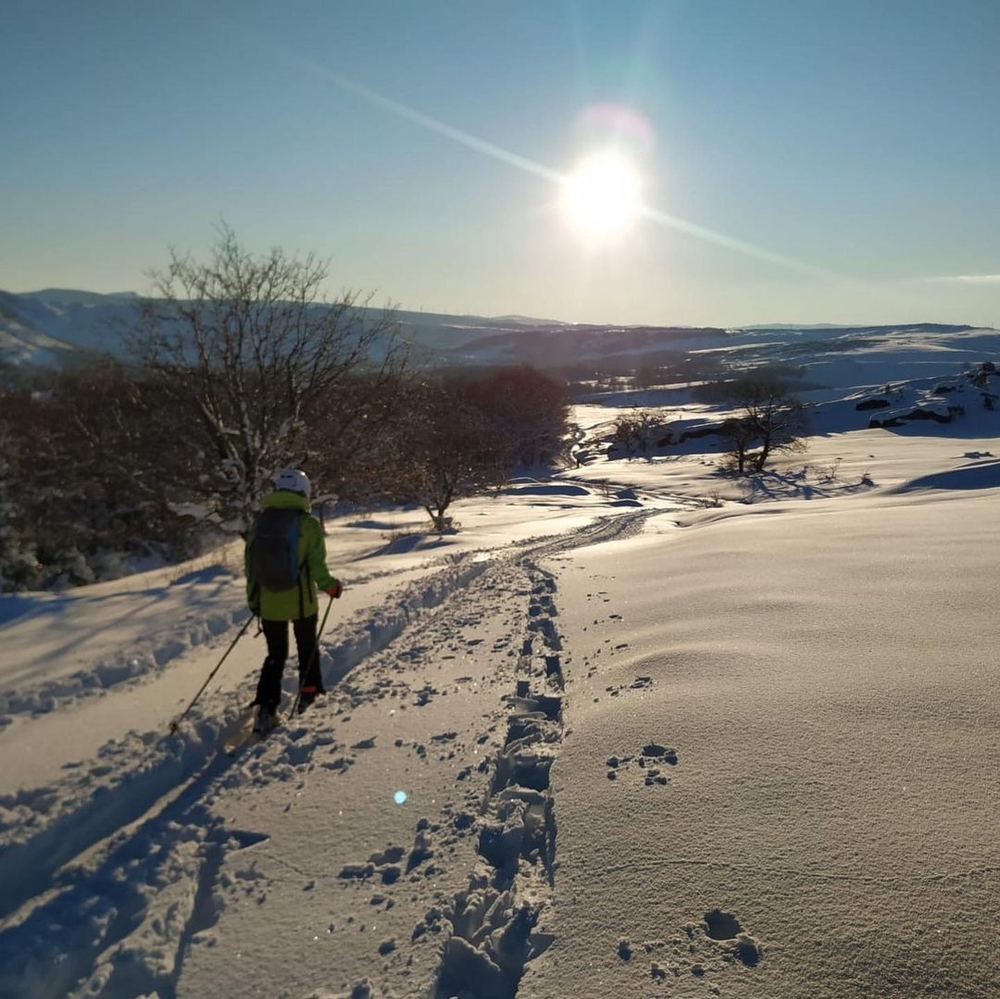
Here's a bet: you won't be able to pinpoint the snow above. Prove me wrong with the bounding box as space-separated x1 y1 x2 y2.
2 328 1000 998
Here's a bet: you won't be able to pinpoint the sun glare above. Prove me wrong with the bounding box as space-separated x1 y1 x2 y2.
560 150 643 241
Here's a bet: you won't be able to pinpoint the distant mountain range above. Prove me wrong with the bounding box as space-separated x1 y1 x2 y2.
0 287 982 373
0 288 569 369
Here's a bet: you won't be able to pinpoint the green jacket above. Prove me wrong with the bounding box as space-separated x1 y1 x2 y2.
245 490 339 621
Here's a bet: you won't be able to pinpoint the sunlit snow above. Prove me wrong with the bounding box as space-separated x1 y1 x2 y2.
2 325 999 998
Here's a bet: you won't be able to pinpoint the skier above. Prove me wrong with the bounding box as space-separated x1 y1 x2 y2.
245 468 342 734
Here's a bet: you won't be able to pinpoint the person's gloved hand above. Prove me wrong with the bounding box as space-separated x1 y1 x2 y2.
326 581 343 599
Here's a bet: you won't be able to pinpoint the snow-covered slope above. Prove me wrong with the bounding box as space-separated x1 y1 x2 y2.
0 289 558 369
0 293 79 367
2 327 1000 999
0 289 142 366
3 287 991 381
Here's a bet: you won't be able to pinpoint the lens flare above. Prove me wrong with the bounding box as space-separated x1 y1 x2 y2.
576 102 656 157
394 790 408 805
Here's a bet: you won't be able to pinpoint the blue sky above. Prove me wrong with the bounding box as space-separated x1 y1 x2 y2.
3 0 1000 326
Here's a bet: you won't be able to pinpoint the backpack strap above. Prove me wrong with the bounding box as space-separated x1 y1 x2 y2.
295 511 310 619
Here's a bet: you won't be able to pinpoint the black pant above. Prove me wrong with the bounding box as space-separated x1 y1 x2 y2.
254 614 323 708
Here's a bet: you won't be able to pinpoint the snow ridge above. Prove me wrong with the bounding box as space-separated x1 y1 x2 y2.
0 764 236 998
0 717 228 927
0 605 248 722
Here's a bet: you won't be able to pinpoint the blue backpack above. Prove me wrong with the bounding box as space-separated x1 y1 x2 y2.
248 508 305 591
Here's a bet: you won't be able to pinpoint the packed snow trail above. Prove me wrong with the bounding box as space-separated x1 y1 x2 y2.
0 551 497 927
0 508 669 999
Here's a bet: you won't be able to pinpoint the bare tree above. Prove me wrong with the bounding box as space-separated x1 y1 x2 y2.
131 225 407 530
305 369 413 506
721 376 808 474
390 379 504 532
385 369 565 533
459 365 568 467
610 408 663 456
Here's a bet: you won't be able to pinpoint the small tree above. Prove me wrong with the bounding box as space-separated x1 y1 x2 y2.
721 414 760 475
465 365 568 467
611 408 662 456
391 379 504 532
382 366 567 533
132 224 407 531
305 369 413 505
721 376 807 474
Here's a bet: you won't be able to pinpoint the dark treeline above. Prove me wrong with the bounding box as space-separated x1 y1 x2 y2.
556 352 727 398
0 359 567 592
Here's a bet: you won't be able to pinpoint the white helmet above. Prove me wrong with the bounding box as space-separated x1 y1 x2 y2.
273 467 310 498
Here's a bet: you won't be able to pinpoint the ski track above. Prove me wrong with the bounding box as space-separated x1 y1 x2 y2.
430 556 564 999
0 508 665 999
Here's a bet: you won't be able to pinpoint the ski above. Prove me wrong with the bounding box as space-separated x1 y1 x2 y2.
222 695 313 756
224 707 288 755
222 705 256 755
252 710 282 741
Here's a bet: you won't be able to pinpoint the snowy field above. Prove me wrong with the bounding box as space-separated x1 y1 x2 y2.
1 326 999 999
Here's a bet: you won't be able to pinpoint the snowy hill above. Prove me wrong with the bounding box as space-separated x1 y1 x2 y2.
0 289 559 369
0 289 143 366
2 287 989 381
0 292 79 367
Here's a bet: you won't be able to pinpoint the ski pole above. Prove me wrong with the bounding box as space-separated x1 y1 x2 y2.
317 590 335 641
292 594 335 716
169 614 256 734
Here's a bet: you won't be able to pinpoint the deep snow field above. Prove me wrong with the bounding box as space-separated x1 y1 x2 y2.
1 326 999 999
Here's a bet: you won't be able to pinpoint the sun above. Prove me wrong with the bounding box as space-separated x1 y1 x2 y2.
560 150 644 241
